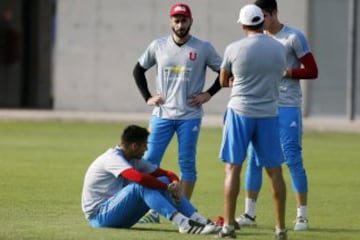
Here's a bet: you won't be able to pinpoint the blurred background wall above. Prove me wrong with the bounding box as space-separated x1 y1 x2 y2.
0 0 359 120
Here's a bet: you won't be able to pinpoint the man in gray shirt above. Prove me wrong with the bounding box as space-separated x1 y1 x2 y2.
217 4 287 240
133 3 222 223
81 125 220 234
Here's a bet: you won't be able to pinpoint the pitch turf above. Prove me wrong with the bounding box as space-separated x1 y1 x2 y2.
0 121 359 240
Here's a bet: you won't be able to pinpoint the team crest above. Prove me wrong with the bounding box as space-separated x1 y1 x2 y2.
189 52 197 61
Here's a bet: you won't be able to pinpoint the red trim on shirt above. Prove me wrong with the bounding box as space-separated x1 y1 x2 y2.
121 168 168 190
290 52 318 79
151 168 180 182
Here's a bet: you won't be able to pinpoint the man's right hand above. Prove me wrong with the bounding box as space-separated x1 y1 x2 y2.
147 95 164 106
167 181 182 204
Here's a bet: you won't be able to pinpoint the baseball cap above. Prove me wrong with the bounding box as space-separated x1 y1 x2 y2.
237 4 264 26
170 3 192 18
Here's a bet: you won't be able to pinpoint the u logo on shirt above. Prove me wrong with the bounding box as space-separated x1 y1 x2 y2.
189 52 197 61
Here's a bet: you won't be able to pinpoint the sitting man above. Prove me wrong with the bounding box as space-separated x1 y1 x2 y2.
81 124 219 234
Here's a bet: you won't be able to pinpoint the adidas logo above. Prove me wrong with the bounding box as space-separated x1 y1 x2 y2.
290 121 297 128
192 126 199 132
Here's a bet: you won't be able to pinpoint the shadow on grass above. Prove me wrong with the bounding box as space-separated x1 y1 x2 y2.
309 228 360 233
131 227 177 233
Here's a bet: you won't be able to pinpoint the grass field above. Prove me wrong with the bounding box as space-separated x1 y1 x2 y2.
0 121 359 240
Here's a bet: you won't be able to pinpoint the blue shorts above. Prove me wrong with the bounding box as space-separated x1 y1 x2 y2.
219 108 284 167
245 106 307 193
144 116 201 182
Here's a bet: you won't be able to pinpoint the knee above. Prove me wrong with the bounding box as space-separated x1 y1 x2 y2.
157 176 171 184
179 160 197 182
287 161 306 177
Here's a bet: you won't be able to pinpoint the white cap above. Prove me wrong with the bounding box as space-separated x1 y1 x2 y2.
237 4 264 26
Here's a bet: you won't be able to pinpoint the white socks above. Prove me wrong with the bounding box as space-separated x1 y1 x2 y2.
222 225 235 233
297 205 307 218
172 213 190 229
189 212 208 225
172 211 209 229
275 226 286 234
245 197 257 218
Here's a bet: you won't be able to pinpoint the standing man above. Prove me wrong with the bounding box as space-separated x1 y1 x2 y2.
237 0 318 231
133 2 222 223
217 4 287 239
81 125 220 234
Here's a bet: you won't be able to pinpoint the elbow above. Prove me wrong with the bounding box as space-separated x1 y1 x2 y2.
313 68 319 79
309 67 318 79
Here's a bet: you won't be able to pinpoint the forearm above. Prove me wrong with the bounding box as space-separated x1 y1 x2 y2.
121 168 168 190
286 52 318 80
219 69 232 87
205 75 221 96
151 168 180 182
133 62 152 101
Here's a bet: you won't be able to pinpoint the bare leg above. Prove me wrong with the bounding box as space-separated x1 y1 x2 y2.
246 191 259 200
180 180 195 199
295 192 307 207
224 163 242 226
265 166 286 229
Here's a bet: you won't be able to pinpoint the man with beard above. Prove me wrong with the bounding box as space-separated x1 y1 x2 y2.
133 3 222 223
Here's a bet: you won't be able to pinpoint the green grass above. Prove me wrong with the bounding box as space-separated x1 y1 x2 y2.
0 121 359 240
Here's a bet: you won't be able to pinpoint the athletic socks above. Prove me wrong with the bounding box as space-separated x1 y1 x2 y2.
244 197 257 218
189 212 208 225
222 224 235 234
297 205 307 218
172 213 190 229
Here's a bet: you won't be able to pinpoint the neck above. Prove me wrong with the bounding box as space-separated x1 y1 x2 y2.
268 21 283 35
118 145 131 160
172 34 191 45
245 28 263 36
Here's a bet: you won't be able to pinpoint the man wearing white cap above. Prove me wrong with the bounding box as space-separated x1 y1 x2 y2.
217 4 287 239
238 0 319 232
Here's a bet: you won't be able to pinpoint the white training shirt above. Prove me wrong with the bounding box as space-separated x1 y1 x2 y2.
267 25 311 107
81 146 157 219
138 35 222 119
221 33 286 117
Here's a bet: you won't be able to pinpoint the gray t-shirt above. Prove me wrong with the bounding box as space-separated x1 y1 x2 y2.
138 35 222 119
81 146 157 219
221 33 286 117
268 25 311 107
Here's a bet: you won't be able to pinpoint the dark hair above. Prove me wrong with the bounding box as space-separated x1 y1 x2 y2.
121 125 149 145
255 0 278 14
246 21 264 31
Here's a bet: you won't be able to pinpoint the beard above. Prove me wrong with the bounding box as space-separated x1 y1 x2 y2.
172 25 191 39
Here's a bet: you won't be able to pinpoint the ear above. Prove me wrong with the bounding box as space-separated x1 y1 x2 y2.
129 143 138 151
272 9 278 16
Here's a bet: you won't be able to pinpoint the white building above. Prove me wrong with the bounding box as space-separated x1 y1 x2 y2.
1 0 359 120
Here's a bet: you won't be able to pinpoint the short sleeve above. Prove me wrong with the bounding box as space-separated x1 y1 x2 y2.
205 42 222 72
221 44 233 72
138 40 157 69
291 31 311 59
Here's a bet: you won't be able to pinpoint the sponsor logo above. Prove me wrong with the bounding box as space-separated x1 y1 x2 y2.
168 65 186 74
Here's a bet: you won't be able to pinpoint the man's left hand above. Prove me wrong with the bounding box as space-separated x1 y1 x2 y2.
188 92 211 106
